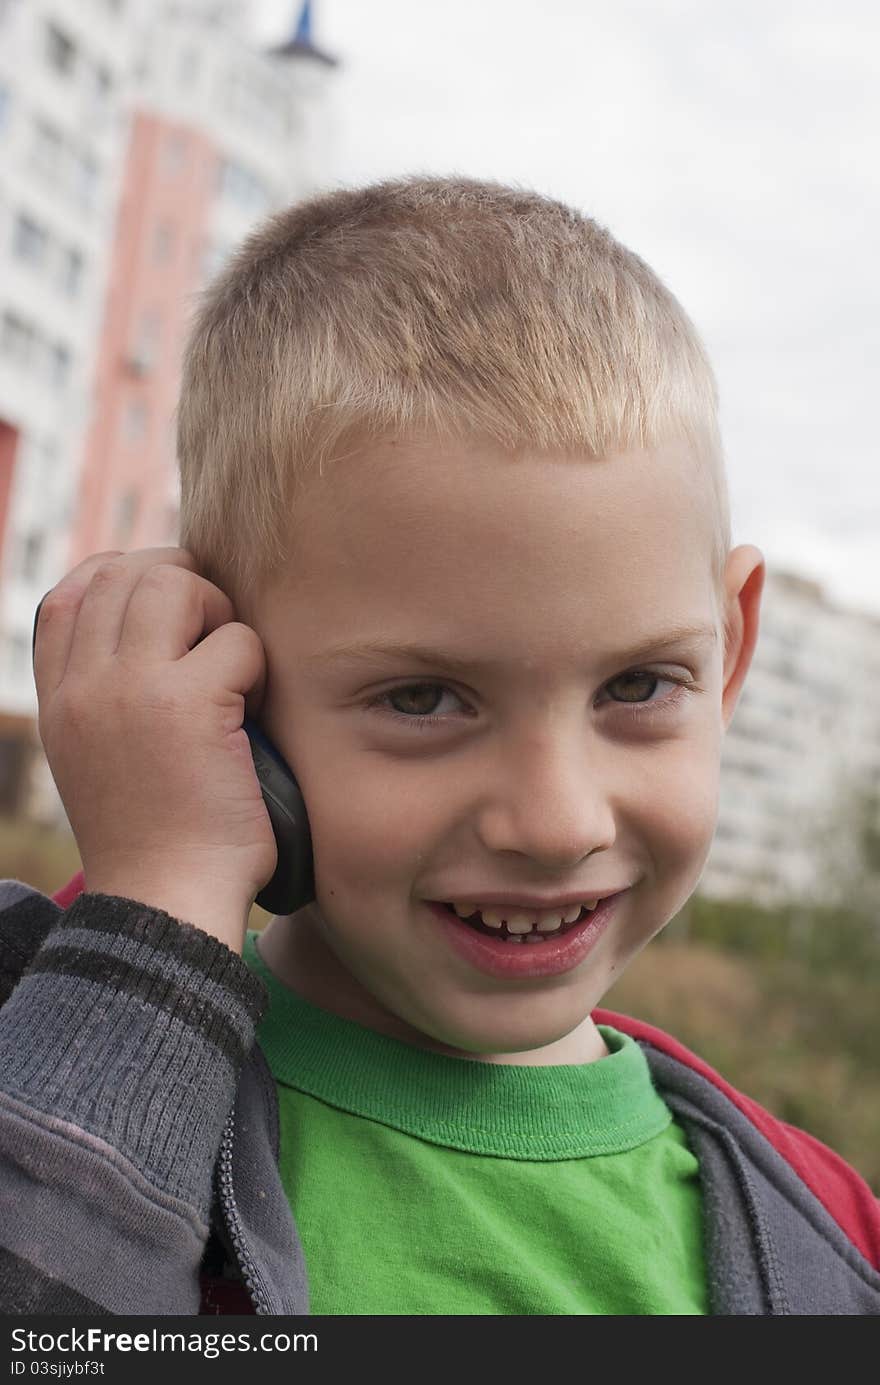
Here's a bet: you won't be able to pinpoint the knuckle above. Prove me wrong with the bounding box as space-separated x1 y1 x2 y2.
91 558 128 586
37 584 78 620
140 561 189 589
37 552 126 617
75 551 126 584
76 549 125 572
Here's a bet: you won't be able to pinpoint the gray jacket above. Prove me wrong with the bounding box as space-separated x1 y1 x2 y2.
1 880 878 1315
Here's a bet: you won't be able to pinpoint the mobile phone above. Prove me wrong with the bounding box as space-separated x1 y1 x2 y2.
241 716 315 915
31 592 316 917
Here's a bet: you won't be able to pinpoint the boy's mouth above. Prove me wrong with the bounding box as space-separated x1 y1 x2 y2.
426 894 626 978
437 901 597 944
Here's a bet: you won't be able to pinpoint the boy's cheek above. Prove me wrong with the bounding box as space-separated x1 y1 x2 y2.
615 727 719 855
303 772 427 891
652 764 721 892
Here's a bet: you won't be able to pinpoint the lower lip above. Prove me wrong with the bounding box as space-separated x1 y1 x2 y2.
425 895 625 979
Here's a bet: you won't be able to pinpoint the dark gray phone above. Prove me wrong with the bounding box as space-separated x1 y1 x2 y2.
31 593 315 917
241 717 315 914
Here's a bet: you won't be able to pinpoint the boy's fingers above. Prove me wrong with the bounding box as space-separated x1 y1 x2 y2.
33 549 199 694
186 620 268 721
32 551 126 696
113 564 237 665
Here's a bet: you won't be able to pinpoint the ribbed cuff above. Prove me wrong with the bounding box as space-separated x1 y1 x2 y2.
0 892 269 1218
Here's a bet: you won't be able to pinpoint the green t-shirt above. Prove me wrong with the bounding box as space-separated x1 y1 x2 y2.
243 930 708 1315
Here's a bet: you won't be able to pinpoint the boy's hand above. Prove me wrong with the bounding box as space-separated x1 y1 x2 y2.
32 548 277 953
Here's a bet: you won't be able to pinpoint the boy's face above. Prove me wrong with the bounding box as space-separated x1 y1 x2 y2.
255 435 763 1063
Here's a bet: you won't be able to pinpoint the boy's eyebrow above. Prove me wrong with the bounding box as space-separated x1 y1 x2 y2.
306 624 718 674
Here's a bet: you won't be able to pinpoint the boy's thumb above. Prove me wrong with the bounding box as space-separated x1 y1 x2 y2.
243 652 268 726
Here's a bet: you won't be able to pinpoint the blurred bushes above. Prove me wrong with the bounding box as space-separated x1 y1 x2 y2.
606 893 880 1191
0 815 82 896
677 891 880 975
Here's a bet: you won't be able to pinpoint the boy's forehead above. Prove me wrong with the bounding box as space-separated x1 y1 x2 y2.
289 433 717 548
265 437 723 659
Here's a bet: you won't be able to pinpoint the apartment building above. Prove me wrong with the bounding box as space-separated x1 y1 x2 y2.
70 0 336 565
0 0 336 820
702 570 880 906
0 0 141 809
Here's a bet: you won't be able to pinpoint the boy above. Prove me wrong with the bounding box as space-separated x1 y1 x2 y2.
1 177 879 1316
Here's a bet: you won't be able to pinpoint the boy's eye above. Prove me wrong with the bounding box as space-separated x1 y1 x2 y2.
365 672 695 729
375 683 465 722
605 671 665 702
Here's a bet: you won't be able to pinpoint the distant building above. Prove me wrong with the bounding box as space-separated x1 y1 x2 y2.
701 570 880 906
0 0 337 820
0 0 144 813
70 0 337 565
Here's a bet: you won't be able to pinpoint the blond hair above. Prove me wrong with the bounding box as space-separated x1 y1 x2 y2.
177 175 729 610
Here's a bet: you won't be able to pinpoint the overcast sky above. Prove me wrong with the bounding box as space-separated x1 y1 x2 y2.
251 1 879 618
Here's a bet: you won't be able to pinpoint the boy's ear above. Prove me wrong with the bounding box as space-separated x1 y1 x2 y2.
720 545 765 731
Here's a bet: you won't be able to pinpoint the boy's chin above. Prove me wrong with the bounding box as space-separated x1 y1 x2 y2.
405 1006 608 1065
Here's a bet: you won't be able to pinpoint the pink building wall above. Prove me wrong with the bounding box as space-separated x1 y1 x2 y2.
0 419 19 579
69 111 217 567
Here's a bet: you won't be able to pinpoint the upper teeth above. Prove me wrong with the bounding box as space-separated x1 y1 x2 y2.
451 900 599 932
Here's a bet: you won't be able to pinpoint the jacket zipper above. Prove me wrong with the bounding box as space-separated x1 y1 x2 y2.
215 1111 272 1314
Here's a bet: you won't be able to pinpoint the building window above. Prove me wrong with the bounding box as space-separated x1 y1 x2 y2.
39 436 57 472
4 634 30 684
217 158 270 214
19 530 45 582
45 23 76 77
59 246 84 296
0 311 35 368
12 213 48 266
29 119 63 181
128 310 160 371
152 222 174 264
93 64 112 103
115 488 139 545
0 83 10 133
77 153 99 210
49 343 71 388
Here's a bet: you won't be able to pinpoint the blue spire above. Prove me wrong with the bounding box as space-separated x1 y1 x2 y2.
293 1 312 46
270 0 338 67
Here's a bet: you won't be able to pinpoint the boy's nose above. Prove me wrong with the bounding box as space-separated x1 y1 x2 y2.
473 734 617 870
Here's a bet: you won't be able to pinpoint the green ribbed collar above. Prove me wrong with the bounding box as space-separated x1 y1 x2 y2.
243 931 670 1160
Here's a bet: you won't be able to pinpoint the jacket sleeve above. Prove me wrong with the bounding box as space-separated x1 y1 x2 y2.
0 879 268 1315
